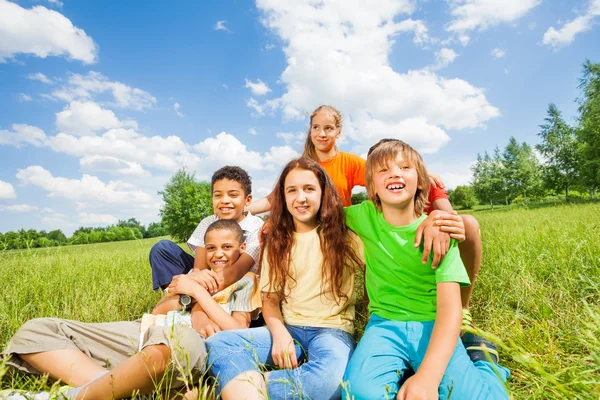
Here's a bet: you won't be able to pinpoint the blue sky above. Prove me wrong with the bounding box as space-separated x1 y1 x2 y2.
1 0 599 235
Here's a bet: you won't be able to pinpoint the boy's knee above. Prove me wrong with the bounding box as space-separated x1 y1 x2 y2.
461 215 480 242
150 240 175 258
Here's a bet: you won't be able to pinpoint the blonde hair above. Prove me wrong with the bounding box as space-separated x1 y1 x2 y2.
366 139 430 216
302 105 342 160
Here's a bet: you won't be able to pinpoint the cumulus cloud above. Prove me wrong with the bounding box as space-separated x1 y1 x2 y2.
16 166 160 210
277 131 305 145
248 128 257 136
446 0 542 35
47 71 157 110
56 101 137 136
491 48 506 58
214 20 230 32
0 124 47 148
0 0 97 64
0 180 17 199
18 93 33 102
396 19 434 46
253 0 499 154
77 212 118 225
542 1 600 49
245 79 272 96
433 48 458 70
27 72 53 84
262 145 300 166
0 204 40 213
173 102 184 118
79 155 150 177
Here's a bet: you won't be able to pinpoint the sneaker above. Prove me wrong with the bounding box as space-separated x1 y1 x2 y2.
0 387 69 400
462 332 500 364
461 308 475 334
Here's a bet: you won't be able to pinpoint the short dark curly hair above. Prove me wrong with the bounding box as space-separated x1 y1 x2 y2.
211 166 252 196
204 219 246 244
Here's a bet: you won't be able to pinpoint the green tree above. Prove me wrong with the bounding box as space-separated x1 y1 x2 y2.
118 218 147 238
89 231 103 243
502 137 543 203
449 185 477 209
47 229 67 244
351 191 368 205
147 222 167 237
471 150 504 208
159 169 212 242
536 103 579 201
71 232 89 245
577 60 600 198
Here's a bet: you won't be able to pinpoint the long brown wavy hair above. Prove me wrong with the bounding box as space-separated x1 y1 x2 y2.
262 157 362 303
302 105 342 161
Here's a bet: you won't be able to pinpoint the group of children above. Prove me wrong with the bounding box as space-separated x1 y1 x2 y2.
2 105 510 400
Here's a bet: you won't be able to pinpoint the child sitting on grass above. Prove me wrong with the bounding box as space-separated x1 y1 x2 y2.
1 220 260 400
149 166 263 293
206 157 363 400
343 139 510 399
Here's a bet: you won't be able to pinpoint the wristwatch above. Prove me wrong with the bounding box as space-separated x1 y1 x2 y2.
179 294 192 312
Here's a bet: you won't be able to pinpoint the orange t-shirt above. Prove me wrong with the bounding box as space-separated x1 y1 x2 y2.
320 151 448 210
319 152 366 207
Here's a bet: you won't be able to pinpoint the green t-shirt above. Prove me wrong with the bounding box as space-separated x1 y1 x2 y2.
345 201 470 322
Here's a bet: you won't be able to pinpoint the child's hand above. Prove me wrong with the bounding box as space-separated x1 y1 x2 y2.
427 172 445 189
397 373 437 400
414 210 450 268
435 210 465 242
188 269 221 294
168 274 202 297
271 330 297 369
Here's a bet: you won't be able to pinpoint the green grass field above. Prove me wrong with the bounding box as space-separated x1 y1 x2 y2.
1 203 599 399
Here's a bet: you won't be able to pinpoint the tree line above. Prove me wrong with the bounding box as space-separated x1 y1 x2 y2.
0 218 167 251
450 60 599 209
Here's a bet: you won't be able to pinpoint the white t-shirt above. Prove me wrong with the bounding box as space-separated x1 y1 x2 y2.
187 212 264 273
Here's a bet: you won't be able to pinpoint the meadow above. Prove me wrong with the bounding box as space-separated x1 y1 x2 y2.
1 202 599 399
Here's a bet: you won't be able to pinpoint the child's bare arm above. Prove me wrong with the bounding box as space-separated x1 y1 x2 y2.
218 253 255 290
169 274 250 331
263 291 297 369
151 294 180 315
398 282 461 398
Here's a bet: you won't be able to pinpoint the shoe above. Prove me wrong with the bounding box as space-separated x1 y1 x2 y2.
0 386 69 400
461 308 475 334
462 332 500 364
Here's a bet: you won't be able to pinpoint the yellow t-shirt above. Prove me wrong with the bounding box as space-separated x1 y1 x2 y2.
259 228 362 334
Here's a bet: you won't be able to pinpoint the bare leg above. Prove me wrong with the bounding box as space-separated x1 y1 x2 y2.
75 344 170 400
221 371 267 400
20 349 105 387
458 214 482 309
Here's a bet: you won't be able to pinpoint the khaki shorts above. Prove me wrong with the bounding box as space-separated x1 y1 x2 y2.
2 318 207 389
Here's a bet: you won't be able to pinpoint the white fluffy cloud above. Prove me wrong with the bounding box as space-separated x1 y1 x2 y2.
245 79 272 96
263 145 300 166
0 180 16 199
77 212 118 225
16 166 160 210
433 48 458 70
56 101 138 136
0 204 40 213
253 0 499 154
79 155 150 177
48 71 157 110
0 124 47 148
491 48 506 58
27 72 53 84
396 19 434 46
542 0 600 49
248 128 257 136
0 0 97 64
446 0 542 34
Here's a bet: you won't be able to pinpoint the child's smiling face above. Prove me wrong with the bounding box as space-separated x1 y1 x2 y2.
310 112 340 155
204 229 245 272
373 151 420 210
212 179 252 222
284 168 322 233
